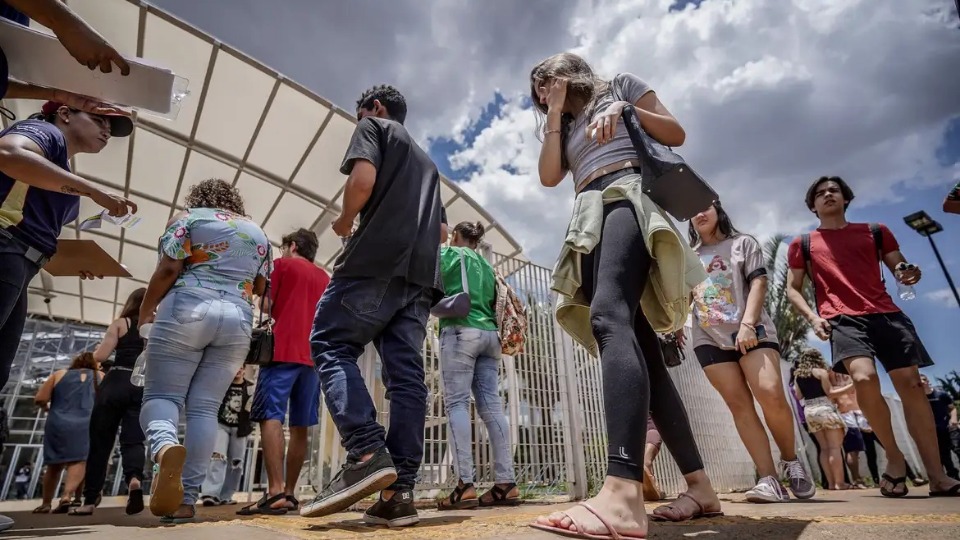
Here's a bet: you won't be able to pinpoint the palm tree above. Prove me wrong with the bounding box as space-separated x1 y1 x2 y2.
762 234 815 362
935 370 960 403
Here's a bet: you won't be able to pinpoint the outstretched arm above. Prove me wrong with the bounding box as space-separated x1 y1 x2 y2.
5 0 130 75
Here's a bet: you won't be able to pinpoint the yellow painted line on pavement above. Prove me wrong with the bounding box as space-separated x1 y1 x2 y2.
240 509 960 539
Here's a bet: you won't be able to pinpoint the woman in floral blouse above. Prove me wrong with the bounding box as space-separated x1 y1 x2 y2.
138 178 271 523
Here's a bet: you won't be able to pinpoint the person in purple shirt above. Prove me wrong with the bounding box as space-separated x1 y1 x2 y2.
0 103 132 533
0 101 135 398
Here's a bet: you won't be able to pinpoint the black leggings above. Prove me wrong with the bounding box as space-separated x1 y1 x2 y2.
83 369 146 505
581 199 704 481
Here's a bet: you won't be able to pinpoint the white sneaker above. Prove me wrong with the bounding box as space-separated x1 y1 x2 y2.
781 459 816 499
0 514 13 532
745 476 789 503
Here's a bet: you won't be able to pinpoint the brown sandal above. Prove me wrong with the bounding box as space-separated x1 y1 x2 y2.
51 499 73 514
650 492 723 522
479 483 521 507
437 482 479 510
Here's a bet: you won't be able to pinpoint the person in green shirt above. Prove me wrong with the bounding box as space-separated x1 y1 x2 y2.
436 222 519 510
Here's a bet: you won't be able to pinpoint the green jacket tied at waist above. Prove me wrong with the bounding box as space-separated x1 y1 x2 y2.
551 176 707 357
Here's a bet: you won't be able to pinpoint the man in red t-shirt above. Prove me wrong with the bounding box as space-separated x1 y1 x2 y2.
246 228 330 514
786 176 960 498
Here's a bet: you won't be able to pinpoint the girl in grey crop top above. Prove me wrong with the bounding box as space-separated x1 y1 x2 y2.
564 73 653 190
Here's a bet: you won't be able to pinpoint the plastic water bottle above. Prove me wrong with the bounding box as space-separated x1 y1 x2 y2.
897 282 916 301
130 323 152 387
895 263 916 301
130 352 147 387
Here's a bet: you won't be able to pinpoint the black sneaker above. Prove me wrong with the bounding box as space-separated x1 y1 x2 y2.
300 447 398 518
363 489 419 528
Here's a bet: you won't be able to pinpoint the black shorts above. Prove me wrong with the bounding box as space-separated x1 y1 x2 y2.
694 342 781 369
828 312 933 375
843 427 865 453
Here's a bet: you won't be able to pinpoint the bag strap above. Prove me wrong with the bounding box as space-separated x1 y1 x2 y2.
800 233 820 316
612 73 624 102
257 244 273 328
458 248 470 295
869 223 885 284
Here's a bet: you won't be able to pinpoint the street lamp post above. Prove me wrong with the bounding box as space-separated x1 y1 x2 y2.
904 210 960 308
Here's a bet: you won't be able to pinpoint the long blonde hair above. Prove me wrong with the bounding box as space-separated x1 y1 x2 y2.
793 348 827 379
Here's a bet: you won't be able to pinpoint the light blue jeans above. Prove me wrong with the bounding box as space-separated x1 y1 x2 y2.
440 326 516 484
140 287 252 506
200 425 247 502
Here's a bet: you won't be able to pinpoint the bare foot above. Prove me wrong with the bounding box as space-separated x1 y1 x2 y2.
167 504 195 520
533 477 647 538
69 504 96 516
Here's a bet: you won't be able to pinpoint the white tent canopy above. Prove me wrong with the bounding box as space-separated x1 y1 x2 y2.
1 0 524 327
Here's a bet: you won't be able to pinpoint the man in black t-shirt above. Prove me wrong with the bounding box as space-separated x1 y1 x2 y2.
921 375 959 480
302 85 443 526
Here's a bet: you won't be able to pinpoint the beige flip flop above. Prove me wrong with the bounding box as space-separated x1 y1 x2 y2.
149 444 187 517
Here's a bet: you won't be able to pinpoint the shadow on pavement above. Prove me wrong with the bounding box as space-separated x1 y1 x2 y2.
3 504 274 532
725 498 846 505
649 516 813 540
306 515 470 534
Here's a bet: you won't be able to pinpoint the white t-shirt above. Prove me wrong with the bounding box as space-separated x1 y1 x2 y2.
691 235 779 350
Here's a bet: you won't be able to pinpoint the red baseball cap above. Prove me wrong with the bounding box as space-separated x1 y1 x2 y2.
40 101 134 138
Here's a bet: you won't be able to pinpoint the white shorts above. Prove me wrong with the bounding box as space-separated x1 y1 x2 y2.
841 410 872 432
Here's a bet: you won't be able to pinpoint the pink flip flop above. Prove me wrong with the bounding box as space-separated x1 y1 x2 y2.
529 502 647 540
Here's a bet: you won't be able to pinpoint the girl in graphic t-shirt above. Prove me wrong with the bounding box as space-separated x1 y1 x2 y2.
685 202 816 503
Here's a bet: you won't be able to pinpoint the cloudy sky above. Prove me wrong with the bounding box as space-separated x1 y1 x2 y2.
152 0 960 380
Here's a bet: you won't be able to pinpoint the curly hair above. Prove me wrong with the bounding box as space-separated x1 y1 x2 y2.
793 348 828 379
183 178 246 216
356 84 407 124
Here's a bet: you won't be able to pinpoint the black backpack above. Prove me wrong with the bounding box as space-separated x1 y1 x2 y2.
800 223 885 315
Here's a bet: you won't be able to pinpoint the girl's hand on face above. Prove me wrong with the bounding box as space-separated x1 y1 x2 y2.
539 78 568 113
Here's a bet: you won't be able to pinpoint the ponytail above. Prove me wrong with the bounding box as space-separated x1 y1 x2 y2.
453 221 485 247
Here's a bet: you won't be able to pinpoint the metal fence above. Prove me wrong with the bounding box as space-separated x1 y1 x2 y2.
3 258 930 503
303 254 929 501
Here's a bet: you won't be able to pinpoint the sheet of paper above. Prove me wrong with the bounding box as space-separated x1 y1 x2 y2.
79 210 142 231
0 17 178 114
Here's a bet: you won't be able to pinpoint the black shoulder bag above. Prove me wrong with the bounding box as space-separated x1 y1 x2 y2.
245 246 275 366
612 75 719 221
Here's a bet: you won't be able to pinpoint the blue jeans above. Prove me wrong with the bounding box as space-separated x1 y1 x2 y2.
310 276 432 491
440 326 515 484
200 424 247 502
140 287 252 505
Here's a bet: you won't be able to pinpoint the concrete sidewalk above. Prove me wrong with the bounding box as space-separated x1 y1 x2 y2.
1 489 957 539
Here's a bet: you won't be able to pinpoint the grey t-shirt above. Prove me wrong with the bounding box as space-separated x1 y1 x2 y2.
337 117 444 298
565 73 653 190
691 235 779 350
